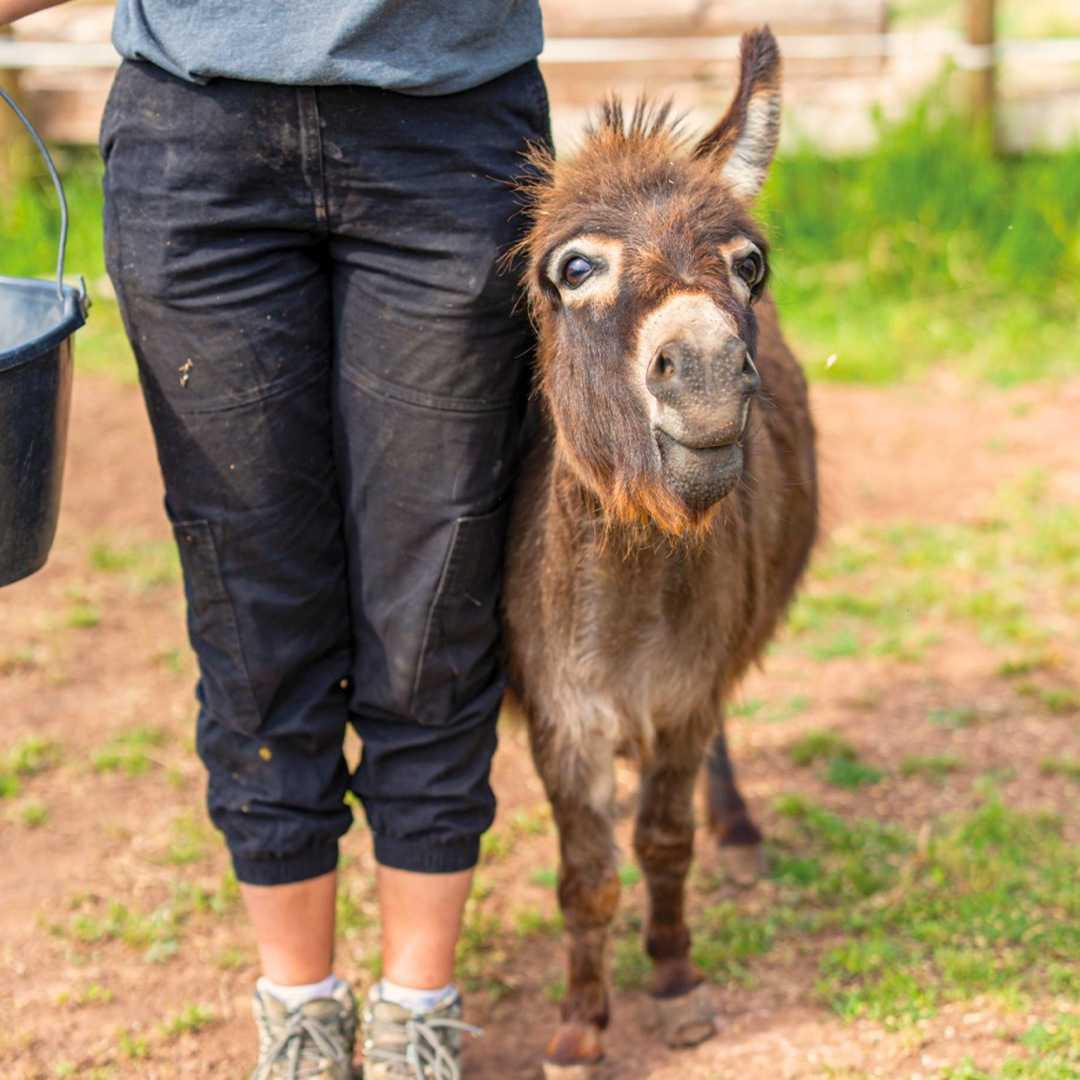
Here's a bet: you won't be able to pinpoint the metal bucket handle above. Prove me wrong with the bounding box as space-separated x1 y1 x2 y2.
0 86 69 300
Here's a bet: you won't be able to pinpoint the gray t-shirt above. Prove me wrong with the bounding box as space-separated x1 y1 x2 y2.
112 1 544 95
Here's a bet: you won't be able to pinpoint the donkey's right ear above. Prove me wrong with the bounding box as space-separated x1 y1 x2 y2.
693 27 782 203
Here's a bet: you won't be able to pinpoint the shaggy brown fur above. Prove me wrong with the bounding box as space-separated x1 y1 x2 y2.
503 28 818 1072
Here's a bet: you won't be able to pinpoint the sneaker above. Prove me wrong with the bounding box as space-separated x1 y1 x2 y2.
251 981 358 1079
361 984 480 1079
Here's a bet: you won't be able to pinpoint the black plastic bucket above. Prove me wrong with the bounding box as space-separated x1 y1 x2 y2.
0 88 88 587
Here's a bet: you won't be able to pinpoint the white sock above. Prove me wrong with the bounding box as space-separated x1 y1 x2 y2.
378 978 454 1015
258 973 344 1011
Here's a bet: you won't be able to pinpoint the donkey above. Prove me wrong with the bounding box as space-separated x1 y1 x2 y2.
503 28 818 1076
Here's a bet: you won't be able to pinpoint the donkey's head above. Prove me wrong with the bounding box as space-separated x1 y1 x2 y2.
518 28 783 536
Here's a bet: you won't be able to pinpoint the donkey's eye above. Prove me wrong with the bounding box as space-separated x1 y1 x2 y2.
734 251 765 292
561 255 594 289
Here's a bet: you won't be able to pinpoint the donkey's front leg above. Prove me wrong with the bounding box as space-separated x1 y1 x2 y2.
533 734 620 1078
635 734 718 1049
705 712 765 885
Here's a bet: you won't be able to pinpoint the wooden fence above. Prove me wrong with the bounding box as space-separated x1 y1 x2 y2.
1 0 1079 152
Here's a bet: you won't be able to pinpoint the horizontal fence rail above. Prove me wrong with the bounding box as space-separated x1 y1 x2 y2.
2 33 1080 70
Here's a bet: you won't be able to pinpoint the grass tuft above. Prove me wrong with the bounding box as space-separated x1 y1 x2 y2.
160 1003 216 1038
899 754 964 780
92 726 169 777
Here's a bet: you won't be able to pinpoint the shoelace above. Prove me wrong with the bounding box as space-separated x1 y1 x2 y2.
253 1009 351 1080
366 1014 481 1080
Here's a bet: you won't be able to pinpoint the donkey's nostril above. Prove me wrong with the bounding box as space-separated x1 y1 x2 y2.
649 349 678 384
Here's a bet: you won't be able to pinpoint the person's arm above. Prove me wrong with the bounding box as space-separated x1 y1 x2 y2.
1 0 71 27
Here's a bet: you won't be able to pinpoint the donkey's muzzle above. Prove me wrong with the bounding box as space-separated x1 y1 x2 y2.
655 431 743 512
647 335 759 449
647 333 757 511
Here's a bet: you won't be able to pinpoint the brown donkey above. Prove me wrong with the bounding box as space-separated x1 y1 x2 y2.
503 28 818 1076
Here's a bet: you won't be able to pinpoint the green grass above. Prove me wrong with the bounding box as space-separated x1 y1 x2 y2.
1040 757 1080 781
814 799 1079 1023
7 736 61 777
530 867 558 889
160 1003 215 1038
823 755 884 790
512 906 562 938
692 901 779 983
214 945 252 970
65 600 102 629
89 537 181 589
789 729 856 766
61 983 115 1008
1020 684 1080 716
941 1014 1080 1079
51 875 239 965
685 796 1079 1032
0 737 62 801
160 813 210 866
117 1029 149 1060
900 754 965 780
20 800 49 828
682 799 1080 1032
789 730 885 789
612 936 652 990
730 694 812 724
785 471 1079 666
336 883 375 937
759 100 1080 386
92 725 169 777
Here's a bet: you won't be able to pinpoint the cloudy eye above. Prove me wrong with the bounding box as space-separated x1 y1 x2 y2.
561 255 594 289
733 250 765 294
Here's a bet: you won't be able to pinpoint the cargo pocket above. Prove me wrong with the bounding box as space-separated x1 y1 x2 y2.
172 519 261 734
412 501 511 726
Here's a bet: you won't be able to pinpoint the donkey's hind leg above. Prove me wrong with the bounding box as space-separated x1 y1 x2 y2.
531 730 620 1078
705 712 765 885
634 733 718 1049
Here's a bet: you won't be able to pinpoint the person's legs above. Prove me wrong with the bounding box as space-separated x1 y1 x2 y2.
378 867 473 988
320 60 551 1013
242 870 338 986
101 63 356 1057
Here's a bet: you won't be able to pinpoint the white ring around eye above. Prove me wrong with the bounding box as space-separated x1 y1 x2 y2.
545 235 625 308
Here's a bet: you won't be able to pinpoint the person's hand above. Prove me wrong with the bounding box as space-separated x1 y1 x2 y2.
1 0 72 28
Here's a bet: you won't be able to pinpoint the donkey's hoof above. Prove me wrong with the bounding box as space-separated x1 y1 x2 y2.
652 981 718 1049
542 1062 602 1080
542 1022 604 1079
718 841 766 887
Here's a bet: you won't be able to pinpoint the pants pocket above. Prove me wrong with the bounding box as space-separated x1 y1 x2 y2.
412 501 512 726
173 519 262 734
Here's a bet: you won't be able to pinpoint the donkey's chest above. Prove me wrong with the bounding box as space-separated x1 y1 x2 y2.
565 549 744 736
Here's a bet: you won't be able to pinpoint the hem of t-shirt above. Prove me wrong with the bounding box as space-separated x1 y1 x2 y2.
113 44 544 97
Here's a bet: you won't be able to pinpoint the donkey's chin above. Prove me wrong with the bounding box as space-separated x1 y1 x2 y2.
655 430 744 514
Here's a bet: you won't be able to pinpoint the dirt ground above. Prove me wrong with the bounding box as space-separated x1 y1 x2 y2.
1 368 1077 1079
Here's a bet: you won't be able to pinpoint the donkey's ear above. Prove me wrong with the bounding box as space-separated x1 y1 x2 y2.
693 27 781 202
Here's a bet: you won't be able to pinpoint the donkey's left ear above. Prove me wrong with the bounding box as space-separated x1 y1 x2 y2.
693 27 782 202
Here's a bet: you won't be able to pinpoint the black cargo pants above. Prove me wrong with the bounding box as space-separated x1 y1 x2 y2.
100 58 549 885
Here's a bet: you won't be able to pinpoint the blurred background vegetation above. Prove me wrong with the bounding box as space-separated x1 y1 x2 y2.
2 95 1078 387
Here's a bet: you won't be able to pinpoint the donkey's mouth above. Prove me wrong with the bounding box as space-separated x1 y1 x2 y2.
654 430 744 511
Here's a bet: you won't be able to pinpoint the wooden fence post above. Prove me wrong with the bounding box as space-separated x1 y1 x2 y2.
963 0 996 142
0 28 25 196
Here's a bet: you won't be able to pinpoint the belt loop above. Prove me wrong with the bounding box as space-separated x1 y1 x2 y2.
297 87 329 227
